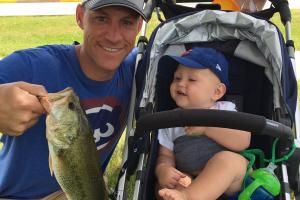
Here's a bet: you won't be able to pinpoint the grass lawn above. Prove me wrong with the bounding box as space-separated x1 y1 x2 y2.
0 15 82 57
0 9 299 57
0 14 160 57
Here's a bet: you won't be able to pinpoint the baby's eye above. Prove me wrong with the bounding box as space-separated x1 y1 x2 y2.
173 76 181 81
188 78 197 82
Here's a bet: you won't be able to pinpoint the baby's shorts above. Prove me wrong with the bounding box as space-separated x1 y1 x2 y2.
174 135 226 174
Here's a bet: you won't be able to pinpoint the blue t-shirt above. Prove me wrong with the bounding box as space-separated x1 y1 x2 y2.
0 44 137 199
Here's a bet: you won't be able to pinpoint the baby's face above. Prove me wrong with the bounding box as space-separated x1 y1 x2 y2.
170 64 223 109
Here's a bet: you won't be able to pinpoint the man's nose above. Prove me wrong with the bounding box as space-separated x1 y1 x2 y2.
105 23 123 43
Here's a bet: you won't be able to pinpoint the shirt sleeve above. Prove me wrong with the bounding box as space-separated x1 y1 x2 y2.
0 51 32 83
212 101 237 111
158 128 175 150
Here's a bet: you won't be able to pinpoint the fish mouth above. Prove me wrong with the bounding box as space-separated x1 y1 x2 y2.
39 96 51 113
40 87 74 113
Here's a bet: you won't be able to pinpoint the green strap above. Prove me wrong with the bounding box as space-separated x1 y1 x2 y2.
263 138 297 164
241 149 266 167
240 139 296 191
240 151 256 190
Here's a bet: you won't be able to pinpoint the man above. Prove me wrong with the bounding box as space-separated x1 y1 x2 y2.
0 0 146 198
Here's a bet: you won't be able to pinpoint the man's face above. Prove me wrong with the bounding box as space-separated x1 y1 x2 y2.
77 5 142 80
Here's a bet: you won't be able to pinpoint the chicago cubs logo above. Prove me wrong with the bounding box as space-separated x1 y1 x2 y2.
80 96 125 154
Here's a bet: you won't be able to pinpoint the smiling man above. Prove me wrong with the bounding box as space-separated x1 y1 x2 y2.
0 0 146 199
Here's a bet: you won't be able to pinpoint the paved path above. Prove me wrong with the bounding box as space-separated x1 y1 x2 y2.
0 2 78 16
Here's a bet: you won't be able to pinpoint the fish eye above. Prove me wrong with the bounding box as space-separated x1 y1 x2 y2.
68 102 75 110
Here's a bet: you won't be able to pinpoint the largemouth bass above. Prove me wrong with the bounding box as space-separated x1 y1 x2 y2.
40 87 108 200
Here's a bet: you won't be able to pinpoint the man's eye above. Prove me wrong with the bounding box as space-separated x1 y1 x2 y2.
122 20 133 26
96 16 107 22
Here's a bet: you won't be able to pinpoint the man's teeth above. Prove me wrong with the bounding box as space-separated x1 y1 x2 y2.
103 47 119 52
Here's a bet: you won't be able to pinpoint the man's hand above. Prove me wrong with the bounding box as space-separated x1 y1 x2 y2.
0 82 48 136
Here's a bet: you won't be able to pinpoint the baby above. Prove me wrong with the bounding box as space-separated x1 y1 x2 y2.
155 47 251 200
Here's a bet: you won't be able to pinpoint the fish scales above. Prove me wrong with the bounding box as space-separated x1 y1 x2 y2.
41 87 108 200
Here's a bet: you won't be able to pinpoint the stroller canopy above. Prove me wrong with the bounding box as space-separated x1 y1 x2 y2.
140 10 297 118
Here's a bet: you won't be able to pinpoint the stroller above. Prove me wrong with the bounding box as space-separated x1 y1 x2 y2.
112 0 299 199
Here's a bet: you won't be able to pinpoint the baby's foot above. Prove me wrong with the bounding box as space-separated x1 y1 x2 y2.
159 188 188 200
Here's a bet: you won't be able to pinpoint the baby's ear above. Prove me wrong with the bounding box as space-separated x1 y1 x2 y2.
213 83 226 101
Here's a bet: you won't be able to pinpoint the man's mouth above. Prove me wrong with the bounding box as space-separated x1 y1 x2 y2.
101 46 121 53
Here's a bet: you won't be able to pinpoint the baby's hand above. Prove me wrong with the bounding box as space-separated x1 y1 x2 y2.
178 174 192 188
185 126 206 136
158 166 186 189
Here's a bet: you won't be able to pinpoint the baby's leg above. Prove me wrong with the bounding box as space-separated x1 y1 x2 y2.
159 188 188 200
159 151 248 200
157 173 192 200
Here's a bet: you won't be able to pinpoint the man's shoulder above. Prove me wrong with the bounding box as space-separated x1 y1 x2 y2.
20 44 73 57
122 47 138 64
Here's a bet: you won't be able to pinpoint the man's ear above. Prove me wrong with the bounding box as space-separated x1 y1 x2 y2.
76 4 84 29
213 83 227 101
137 17 143 32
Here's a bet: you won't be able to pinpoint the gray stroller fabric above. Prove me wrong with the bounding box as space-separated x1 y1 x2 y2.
140 10 285 113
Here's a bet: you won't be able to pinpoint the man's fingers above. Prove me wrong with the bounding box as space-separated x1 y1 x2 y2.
17 81 48 97
7 113 40 135
24 116 40 130
0 82 47 135
15 82 48 114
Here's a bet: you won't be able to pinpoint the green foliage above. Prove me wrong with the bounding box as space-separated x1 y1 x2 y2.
104 132 135 199
0 133 2 150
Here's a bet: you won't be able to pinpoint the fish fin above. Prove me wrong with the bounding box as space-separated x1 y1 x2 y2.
49 154 54 176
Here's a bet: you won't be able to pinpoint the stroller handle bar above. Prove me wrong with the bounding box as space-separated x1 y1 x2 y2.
269 0 291 25
142 0 291 25
135 109 293 141
144 0 158 22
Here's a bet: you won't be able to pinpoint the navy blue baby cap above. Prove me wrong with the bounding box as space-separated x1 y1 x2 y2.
158 47 229 86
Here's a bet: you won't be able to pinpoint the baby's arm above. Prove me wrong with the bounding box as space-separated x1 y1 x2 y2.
205 127 251 151
155 145 187 189
185 126 206 135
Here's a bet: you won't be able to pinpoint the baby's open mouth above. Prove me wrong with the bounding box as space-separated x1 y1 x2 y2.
177 91 187 96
